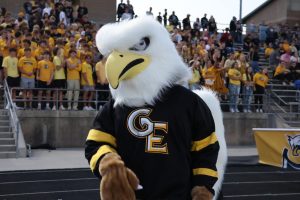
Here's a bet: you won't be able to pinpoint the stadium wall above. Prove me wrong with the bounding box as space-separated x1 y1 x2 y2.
17 111 284 148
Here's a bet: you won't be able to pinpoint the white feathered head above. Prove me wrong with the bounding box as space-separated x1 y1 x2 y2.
96 16 191 107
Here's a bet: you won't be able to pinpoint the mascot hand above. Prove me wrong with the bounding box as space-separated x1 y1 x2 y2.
191 186 213 200
99 152 139 200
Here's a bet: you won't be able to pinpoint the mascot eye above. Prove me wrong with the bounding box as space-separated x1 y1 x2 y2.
129 37 150 51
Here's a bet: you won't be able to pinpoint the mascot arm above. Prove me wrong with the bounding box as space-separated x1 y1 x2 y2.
85 100 139 200
190 97 220 199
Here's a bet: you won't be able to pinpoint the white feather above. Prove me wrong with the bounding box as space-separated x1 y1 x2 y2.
193 88 228 200
96 16 191 107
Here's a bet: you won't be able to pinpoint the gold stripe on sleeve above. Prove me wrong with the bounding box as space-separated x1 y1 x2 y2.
90 145 116 172
86 129 117 148
193 168 218 178
191 132 217 151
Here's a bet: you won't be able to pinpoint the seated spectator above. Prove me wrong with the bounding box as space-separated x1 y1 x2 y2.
274 61 291 85
228 62 242 112
36 51 54 110
265 43 274 59
18 48 37 109
81 55 95 111
254 68 268 113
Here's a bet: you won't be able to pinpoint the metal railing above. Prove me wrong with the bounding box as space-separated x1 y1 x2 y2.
3 80 22 157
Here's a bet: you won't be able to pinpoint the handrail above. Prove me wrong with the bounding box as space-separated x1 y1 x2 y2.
3 80 22 157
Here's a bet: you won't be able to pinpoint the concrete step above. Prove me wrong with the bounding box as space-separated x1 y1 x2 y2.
0 120 10 126
0 132 14 138
0 115 9 120
0 138 15 145
0 126 11 132
0 145 16 151
0 151 16 158
0 110 8 115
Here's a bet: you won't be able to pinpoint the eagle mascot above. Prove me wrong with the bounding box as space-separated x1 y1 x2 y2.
85 16 227 200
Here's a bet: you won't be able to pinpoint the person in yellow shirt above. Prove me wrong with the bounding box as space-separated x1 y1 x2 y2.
2 48 19 104
228 62 242 112
66 49 81 110
81 55 95 111
18 48 37 109
95 56 109 110
34 40 49 61
202 59 215 89
253 68 268 113
264 43 274 59
274 61 291 85
17 39 34 58
36 51 54 110
52 47 66 111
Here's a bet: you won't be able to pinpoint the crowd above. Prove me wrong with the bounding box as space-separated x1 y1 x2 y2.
0 0 109 111
1 0 299 112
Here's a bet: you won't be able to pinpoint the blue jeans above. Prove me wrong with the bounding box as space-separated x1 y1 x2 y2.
229 83 240 111
243 86 253 110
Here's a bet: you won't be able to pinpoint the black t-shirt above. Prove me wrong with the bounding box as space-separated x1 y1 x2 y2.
77 6 88 18
85 85 219 199
65 6 73 19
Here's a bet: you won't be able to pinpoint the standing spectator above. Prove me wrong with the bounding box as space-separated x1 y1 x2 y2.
117 0 126 22
156 12 162 24
229 16 237 42
66 49 81 110
242 66 254 112
58 4 67 26
269 44 280 73
254 68 269 113
228 62 242 112
259 22 268 43
208 16 217 35
201 13 208 31
64 0 74 25
168 11 180 28
2 48 19 105
126 0 134 19
52 47 66 111
182 14 191 30
236 20 243 43
146 7 153 16
77 2 88 20
249 46 260 73
18 48 37 109
81 55 95 111
193 18 200 30
36 51 54 110
163 9 167 26
95 56 109 109
121 7 132 21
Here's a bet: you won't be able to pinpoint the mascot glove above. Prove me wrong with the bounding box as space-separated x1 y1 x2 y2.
191 186 213 200
99 152 139 200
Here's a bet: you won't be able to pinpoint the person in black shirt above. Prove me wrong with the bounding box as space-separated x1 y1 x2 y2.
163 9 167 26
201 13 208 31
182 14 191 30
156 12 162 24
117 0 126 22
77 3 88 20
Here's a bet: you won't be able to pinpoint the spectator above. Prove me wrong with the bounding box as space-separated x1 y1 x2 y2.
265 43 274 59
253 68 268 113
52 47 66 111
2 48 19 105
208 15 217 35
269 44 280 72
146 7 153 16
193 18 200 30
81 55 95 111
182 14 191 30
163 9 167 26
236 20 243 43
274 61 290 84
126 0 134 19
249 46 260 73
201 13 208 31
242 66 254 112
229 16 237 42
66 49 81 110
228 62 241 112
18 48 37 109
95 56 109 109
36 51 54 110
117 0 126 21
121 7 132 21
156 12 162 24
188 54 201 90
77 2 88 20
168 11 180 29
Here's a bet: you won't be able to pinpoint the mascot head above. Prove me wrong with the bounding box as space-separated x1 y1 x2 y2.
96 16 191 107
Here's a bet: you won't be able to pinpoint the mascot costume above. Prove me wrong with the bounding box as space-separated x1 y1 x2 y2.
85 16 227 200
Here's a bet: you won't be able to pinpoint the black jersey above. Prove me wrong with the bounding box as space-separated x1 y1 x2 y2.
85 85 219 199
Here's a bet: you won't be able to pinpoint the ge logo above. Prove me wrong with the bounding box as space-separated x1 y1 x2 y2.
127 108 168 154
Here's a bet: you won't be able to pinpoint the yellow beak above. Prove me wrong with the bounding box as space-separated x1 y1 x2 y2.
105 51 150 89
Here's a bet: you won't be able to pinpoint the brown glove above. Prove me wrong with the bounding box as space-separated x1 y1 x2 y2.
99 152 139 200
191 186 213 200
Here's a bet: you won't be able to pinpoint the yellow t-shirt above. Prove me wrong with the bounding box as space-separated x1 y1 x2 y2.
274 64 285 77
81 62 94 86
2 56 19 77
228 68 241 85
189 68 201 84
254 73 268 88
67 58 81 80
0 39 9 57
18 56 37 79
17 48 35 58
37 60 54 82
202 67 215 86
95 61 108 84
265 47 274 57
53 56 66 80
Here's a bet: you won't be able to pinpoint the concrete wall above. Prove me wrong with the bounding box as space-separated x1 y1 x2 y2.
0 0 116 24
245 0 289 25
18 111 279 148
